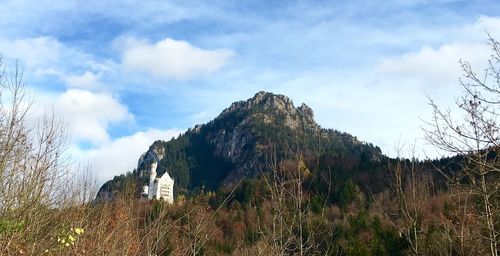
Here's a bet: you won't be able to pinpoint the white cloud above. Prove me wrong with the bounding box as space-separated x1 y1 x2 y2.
55 89 133 145
365 16 500 157
28 88 178 184
0 37 63 69
0 36 116 90
459 16 500 42
63 71 102 89
73 128 184 183
377 16 500 87
119 37 235 79
377 43 490 85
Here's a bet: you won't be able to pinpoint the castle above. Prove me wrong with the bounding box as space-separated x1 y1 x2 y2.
142 162 174 203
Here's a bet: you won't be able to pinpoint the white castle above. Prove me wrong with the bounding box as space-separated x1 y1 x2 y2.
142 162 174 203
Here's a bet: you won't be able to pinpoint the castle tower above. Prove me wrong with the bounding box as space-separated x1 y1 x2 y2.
149 162 157 183
147 162 158 200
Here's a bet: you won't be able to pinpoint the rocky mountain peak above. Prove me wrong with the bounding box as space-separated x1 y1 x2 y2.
219 91 318 131
98 91 385 198
249 91 294 111
250 91 294 109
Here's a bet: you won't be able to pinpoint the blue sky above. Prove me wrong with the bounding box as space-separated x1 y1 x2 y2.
1 0 500 182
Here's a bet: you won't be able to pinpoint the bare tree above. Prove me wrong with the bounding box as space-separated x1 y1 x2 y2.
424 35 500 256
261 140 331 256
0 59 73 254
379 143 434 255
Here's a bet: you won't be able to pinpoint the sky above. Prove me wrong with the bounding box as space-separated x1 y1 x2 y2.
1 0 500 183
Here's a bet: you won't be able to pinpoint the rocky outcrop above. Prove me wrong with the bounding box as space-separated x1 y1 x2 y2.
219 91 318 131
206 91 323 184
137 140 165 177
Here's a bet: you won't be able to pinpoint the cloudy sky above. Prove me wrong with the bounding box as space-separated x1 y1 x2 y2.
1 0 500 182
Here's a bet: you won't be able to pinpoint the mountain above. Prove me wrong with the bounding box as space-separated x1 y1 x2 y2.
98 91 386 198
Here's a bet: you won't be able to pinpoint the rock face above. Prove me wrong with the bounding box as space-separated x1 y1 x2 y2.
220 91 319 131
207 91 321 184
100 91 383 196
137 140 165 176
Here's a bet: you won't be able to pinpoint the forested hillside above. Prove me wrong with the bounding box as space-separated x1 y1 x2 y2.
99 91 385 197
91 90 500 255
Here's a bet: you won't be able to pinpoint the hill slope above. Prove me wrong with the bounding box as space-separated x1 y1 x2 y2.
98 91 385 197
